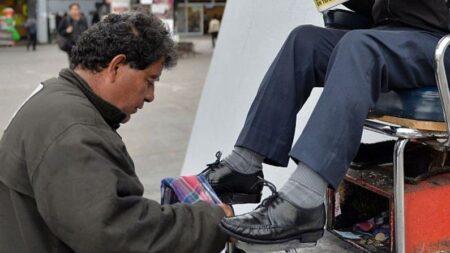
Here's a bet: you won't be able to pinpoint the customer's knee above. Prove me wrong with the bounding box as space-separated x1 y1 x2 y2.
286 25 327 50
289 25 321 36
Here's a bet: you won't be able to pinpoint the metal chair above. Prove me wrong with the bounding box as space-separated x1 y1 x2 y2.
363 36 450 253
325 9 450 253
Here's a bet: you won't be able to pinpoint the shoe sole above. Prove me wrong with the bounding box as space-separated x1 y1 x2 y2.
220 223 323 252
235 240 316 253
218 193 262 204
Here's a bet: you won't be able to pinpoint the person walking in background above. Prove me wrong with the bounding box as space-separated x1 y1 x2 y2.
57 3 88 59
24 17 37 51
208 16 220 48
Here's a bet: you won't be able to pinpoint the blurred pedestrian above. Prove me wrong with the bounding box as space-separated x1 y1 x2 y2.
208 16 220 48
24 17 37 51
57 3 88 59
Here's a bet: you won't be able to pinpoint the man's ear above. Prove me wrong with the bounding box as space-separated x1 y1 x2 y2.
106 54 127 83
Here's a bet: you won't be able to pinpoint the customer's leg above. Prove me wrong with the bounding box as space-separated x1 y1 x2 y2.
202 25 347 204
288 28 447 199
234 25 347 168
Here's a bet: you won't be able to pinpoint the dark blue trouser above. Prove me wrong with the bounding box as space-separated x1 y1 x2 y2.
235 25 450 188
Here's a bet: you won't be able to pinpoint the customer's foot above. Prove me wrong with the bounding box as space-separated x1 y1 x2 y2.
200 151 264 204
219 180 325 252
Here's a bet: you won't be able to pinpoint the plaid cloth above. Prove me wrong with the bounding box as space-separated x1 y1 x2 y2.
160 175 222 205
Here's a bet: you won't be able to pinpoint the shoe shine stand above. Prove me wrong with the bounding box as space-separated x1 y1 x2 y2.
327 166 450 253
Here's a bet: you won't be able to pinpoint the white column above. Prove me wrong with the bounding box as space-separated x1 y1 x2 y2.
36 0 48 43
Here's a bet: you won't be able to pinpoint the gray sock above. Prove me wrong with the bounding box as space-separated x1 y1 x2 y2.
223 147 264 174
280 162 328 208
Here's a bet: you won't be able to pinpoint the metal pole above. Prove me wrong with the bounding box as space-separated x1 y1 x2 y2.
184 0 188 33
394 139 408 253
225 242 234 253
435 35 450 146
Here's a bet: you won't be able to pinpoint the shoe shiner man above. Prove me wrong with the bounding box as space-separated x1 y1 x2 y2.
201 0 450 251
0 12 232 253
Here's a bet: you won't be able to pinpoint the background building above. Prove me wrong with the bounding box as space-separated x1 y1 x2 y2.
0 0 28 38
174 0 226 36
1 0 108 43
0 0 226 44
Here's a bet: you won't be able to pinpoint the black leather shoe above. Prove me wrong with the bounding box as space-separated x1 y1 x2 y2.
200 151 264 204
219 180 325 252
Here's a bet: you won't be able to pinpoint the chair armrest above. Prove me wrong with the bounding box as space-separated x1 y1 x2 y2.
323 9 373 30
434 34 450 145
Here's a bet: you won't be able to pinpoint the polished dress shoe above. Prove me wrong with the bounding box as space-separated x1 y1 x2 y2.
200 151 264 204
219 180 325 252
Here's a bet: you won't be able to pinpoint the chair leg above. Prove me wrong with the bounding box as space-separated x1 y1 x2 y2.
225 242 234 253
394 139 408 253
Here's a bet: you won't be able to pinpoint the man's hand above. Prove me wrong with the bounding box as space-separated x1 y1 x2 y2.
219 203 234 217
219 204 236 243
66 25 73 33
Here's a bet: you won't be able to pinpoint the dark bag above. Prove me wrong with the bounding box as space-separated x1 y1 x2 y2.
56 34 73 52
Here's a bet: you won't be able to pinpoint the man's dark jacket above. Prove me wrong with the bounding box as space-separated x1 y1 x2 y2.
0 69 227 253
344 0 450 33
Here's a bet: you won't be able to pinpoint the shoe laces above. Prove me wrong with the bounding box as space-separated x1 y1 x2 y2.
201 151 222 174
256 176 280 208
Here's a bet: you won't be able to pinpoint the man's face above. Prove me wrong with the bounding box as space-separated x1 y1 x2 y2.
108 58 164 122
69 5 81 19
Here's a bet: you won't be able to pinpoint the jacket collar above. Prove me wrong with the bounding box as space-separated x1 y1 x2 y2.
58 68 126 130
